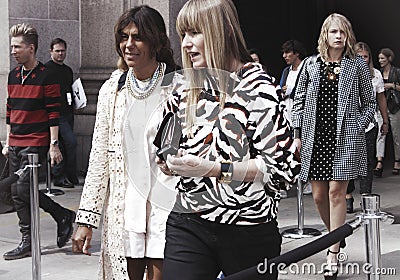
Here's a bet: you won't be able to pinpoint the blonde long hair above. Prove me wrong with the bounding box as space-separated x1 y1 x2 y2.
355 42 374 77
317 13 356 61
176 0 252 137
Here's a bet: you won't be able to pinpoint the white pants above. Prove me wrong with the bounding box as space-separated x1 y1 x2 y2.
376 111 386 158
124 202 170 258
378 109 400 160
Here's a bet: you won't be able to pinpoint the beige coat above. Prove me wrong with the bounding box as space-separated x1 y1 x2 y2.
76 69 177 279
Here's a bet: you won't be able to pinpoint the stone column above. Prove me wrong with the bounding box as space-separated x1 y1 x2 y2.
76 0 187 174
75 0 127 173
129 0 187 64
0 1 9 143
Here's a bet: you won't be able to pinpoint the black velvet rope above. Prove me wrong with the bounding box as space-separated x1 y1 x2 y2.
224 223 354 280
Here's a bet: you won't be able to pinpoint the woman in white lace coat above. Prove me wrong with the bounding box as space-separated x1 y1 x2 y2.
71 6 178 280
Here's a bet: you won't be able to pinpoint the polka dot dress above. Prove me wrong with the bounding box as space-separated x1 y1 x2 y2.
309 61 339 180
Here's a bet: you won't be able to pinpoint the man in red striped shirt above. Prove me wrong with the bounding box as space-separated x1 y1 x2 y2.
2 23 76 260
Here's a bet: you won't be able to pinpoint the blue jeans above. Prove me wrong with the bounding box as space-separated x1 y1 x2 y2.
162 211 281 280
52 114 78 183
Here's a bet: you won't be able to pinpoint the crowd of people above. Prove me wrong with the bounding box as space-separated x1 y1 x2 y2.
2 0 399 280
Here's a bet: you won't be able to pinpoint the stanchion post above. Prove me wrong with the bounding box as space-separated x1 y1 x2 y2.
282 180 321 239
40 152 64 197
362 194 382 280
28 153 41 280
297 179 304 234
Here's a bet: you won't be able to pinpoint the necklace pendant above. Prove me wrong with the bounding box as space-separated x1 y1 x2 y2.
328 73 336 81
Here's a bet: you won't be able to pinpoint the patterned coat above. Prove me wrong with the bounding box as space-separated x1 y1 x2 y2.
75 68 178 280
292 55 376 181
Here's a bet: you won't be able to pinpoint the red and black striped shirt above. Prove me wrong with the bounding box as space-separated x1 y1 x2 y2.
6 62 61 147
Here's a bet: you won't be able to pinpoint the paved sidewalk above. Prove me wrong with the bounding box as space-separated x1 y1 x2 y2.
0 172 399 279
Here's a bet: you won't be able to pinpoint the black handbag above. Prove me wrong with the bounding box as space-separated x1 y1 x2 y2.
387 89 400 114
153 112 182 161
387 68 400 114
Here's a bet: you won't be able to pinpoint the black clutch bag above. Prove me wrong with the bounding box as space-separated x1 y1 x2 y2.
153 112 182 161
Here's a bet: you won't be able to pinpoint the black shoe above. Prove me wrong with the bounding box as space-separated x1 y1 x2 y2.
68 175 79 185
373 160 383 177
340 239 346 249
324 268 338 280
346 197 354 213
3 241 31 260
57 210 76 248
54 178 74 188
324 249 339 280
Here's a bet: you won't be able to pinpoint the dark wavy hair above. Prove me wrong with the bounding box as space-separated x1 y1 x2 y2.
114 5 175 71
281 40 307 60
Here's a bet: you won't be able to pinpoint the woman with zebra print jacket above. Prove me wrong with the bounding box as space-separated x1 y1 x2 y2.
157 1 300 279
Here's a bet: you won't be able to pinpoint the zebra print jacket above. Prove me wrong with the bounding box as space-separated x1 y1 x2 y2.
163 62 300 225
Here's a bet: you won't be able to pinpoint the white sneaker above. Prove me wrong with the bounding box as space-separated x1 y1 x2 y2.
303 181 312 195
279 189 288 199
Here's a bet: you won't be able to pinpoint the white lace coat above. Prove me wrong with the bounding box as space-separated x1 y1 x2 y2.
76 70 177 279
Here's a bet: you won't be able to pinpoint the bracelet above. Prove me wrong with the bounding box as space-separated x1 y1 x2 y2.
218 160 233 184
293 128 301 139
77 223 94 229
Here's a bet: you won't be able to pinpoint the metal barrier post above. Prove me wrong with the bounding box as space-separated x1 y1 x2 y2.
361 194 394 280
282 180 321 239
40 152 64 196
28 153 41 280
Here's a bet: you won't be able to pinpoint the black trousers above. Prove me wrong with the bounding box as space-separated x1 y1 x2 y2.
163 211 282 280
9 146 66 237
52 114 78 183
347 126 378 194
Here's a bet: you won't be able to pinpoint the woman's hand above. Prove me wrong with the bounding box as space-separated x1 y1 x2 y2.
166 149 217 178
156 158 176 176
72 226 93 256
294 138 301 152
384 82 394 90
380 123 389 135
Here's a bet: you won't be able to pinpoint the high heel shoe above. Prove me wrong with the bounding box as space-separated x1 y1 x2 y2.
373 160 383 177
340 239 346 249
346 197 354 213
392 160 400 175
324 249 339 280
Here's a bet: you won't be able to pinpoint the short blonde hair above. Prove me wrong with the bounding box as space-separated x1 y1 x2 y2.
176 0 252 137
10 23 38 53
317 13 356 61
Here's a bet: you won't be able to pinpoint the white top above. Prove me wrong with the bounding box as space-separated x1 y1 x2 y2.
284 60 304 97
366 68 385 132
123 65 177 233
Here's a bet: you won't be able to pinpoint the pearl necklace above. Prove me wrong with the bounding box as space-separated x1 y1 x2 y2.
126 63 164 99
21 61 39 85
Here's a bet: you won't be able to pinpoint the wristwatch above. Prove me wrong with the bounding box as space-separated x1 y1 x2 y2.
50 139 59 146
218 160 233 184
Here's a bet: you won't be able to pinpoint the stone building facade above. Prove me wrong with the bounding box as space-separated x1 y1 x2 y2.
0 0 187 174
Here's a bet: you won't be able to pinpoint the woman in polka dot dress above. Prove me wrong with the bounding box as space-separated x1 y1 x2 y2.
292 13 376 280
